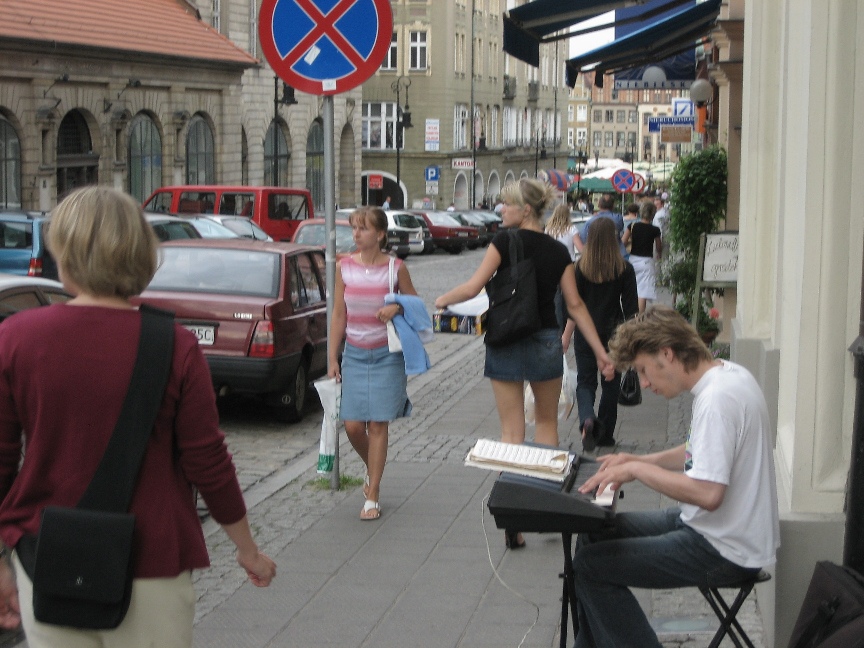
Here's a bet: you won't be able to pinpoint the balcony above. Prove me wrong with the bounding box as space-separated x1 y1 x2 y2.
527 81 539 102
503 75 516 100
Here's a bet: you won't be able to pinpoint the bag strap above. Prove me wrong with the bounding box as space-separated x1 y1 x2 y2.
388 256 396 294
77 305 175 512
507 230 525 280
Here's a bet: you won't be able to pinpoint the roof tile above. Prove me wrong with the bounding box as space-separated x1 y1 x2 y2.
0 0 257 65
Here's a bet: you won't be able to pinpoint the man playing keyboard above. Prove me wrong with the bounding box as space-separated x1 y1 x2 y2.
573 305 779 648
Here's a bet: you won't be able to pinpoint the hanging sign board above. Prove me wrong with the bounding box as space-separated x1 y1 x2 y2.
259 0 393 95
701 232 739 284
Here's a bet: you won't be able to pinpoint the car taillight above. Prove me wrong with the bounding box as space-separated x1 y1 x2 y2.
249 320 275 358
28 258 42 277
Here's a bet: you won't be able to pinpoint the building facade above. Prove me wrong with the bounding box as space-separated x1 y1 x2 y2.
359 0 565 210
0 0 363 214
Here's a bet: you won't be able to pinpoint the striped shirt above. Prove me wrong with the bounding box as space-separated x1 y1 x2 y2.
341 256 401 349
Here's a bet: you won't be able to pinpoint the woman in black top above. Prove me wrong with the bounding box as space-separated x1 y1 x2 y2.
564 217 638 450
621 201 662 313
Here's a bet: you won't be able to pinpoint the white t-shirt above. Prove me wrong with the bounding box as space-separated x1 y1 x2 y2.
549 224 580 261
652 206 668 232
679 361 780 568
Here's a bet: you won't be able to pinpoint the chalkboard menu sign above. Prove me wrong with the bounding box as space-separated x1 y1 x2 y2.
701 232 738 286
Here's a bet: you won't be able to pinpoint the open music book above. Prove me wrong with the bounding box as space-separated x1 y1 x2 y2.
465 438 574 482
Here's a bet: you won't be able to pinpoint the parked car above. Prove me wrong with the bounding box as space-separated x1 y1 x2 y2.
0 210 58 279
0 274 71 323
144 213 205 241
292 218 355 257
133 239 329 422
336 208 410 258
386 211 428 255
412 210 478 254
205 215 273 241
143 185 314 242
449 212 487 248
469 210 504 237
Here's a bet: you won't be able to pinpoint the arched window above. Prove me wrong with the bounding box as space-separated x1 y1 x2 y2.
0 117 21 208
264 121 289 186
128 114 162 203
56 110 98 196
186 115 215 184
306 121 324 212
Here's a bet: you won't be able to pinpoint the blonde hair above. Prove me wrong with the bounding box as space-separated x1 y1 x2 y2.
349 206 389 249
545 204 572 238
639 201 657 222
608 304 712 371
48 186 158 298
577 217 626 283
499 178 554 222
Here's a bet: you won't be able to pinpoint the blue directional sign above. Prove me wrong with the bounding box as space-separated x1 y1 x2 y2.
259 0 393 96
648 116 695 133
425 166 440 182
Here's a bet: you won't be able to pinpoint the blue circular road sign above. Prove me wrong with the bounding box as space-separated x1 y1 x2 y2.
612 169 635 193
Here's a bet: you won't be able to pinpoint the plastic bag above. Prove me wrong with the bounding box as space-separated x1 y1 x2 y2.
525 357 575 424
314 378 341 474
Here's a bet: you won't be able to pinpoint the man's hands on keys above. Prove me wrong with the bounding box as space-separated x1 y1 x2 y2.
578 453 640 498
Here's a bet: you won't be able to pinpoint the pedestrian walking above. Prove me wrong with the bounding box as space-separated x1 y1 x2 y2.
545 203 580 330
328 207 418 521
435 178 613 550
622 200 662 313
563 217 638 450
382 196 391 210
0 186 275 647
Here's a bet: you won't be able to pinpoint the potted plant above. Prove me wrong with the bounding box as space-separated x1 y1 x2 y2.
658 145 728 336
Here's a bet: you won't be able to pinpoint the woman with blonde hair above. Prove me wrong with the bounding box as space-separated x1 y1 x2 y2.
436 179 613 550
563 217 638 450
545 203 581 329
0 186 275 646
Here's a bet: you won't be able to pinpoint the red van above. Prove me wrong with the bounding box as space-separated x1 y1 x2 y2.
143 185 314 242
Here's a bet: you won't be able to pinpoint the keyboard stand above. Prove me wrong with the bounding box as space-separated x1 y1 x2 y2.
559 532 579 648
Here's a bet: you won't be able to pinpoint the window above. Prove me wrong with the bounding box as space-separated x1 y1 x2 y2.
248 0 257 56
593 110 602 123
410 31 427 70
306 121 324 213
576 128 587 146
264 121 290 186
454 104 468 150
362 102 397 150
127 113 162 203
211 0 220 32
643 113 651 125
628 110 638 123
577 105 587 122
611 89 618 100
616 131 626 147
604 131 613 147
0 117 21 208
382 32 397 70
627 131 637 146
185 115 214 185
490 106 499 147
605 110 614 123
592 131 602 148
616 110 625 123
475 38 483 77
502 106 515 147
567 128 574 148
568 105 574 121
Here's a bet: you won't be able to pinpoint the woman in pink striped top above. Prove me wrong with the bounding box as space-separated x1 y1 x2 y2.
328 207 418 520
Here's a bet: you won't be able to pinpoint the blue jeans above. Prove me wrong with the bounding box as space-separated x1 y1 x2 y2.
573 508 761 648
574 340 620 438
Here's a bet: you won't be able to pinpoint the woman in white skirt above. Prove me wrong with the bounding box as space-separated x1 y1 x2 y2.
621 201 662 313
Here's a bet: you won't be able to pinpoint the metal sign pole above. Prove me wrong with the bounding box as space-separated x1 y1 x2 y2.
323 96 339 490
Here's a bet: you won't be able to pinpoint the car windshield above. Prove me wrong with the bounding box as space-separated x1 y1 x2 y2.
150 220 201 241
188 218 240 238
392 213 422 228
295 224 355 253
148 247 280 297
427 213 461 226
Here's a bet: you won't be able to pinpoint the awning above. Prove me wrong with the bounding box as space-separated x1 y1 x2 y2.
540 169 573 191
565 0 721 88
573 177 616 193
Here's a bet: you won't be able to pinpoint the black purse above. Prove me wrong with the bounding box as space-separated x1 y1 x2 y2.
16 306 174 630
484 230 541 347
618 367 642 406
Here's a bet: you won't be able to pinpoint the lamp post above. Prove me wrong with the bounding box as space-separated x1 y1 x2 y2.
272 75 297 186
534 127 547 177
391 76 412 208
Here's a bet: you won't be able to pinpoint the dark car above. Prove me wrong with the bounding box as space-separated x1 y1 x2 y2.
292 218 355 257
468 210 504 238
0 210 58 279
133 239 329 422
0 274 71 323
412 210 478 254
450 212 488 248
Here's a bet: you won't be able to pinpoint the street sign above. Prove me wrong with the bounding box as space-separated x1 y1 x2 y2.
660 125 693 144
451 158 474 169
426 181 439 195
612 169 635 193
672 98 694 116
425 166 440 182
259 0 393 96
368 174 383 189
631 173 646 193
648 116 695 133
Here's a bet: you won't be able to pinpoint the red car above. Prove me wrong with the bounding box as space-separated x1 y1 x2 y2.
412 210 479 254
291 218 356 258
133 239 328 422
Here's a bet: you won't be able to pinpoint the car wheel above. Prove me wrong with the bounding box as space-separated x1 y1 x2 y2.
446 245 463 255
273 360 308 423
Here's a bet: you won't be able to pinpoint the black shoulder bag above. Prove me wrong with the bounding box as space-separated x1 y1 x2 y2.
484 230 541 347
16 305 175 630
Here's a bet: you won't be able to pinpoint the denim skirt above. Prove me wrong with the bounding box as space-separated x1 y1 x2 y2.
340 342 412 422
484 328 564 382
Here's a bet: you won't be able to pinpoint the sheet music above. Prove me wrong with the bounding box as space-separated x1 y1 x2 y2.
465 439 574 482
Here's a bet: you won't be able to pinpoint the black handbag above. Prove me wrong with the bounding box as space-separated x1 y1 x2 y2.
618 367 642 406
484 230 541 347
788 561 864 648
16 305 174 630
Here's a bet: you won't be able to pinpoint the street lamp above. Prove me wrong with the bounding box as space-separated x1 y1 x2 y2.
272 76 297 186
391 76 412 208
534 128 547 177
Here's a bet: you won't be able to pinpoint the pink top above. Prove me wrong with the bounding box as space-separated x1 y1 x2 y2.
341 256 401 349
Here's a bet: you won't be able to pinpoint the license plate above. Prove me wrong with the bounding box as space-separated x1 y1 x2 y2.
457 232 468 237
184 325 215 346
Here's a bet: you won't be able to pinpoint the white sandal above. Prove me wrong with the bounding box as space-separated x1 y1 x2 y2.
360 499 380 520
363 473 370 499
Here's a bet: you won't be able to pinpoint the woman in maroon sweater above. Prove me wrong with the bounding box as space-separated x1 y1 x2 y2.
0 186 275 646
